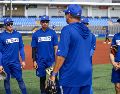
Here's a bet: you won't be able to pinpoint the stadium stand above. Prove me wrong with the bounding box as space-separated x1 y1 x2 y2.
0 0 120 37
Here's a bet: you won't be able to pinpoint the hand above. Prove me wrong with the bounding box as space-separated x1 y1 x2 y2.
33 61 38 69
113 62 119 70
50 75 56 82
21 61 26 69
117 63 120 69
0 66 3 73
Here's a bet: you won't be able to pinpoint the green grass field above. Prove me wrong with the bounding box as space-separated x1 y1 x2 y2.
0 64 115 94
22 36 110 45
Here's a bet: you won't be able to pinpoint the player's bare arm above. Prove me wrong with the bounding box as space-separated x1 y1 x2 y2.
110 53 119 70
32 47 38 69
54 45 58 60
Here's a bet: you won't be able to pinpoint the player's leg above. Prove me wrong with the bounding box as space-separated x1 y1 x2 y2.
40 76 46 94
11 63 27 94
3 65 11 94
115 83 120 94
36 62 46 94
4 74 11 94
17 78 27 94
111 68 120 94
104 37 107 43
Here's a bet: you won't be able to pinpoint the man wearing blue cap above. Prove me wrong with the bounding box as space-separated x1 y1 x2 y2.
103 26 111 44
0 18 27 94
110 18 120 94
31 15 58 94
81 17 96 94
48 4 94 94
81 17 96 57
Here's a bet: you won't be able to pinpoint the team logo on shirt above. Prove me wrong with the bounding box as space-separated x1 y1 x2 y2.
116 40 120 45
38 36 51 42
6 38 19 44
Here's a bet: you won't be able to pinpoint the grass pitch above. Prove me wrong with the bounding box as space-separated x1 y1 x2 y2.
0 64 115 94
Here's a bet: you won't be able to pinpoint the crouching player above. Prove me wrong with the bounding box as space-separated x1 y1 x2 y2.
0 18 27 94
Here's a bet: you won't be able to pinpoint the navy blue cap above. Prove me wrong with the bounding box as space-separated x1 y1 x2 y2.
40 15 50 21
4 18 13 25
81 18 89 24
63 4 82 17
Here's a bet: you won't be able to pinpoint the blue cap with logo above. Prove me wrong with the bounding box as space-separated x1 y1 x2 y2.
40 15 50 21
4 18 13 25
63 4 82 17
81 18 89 24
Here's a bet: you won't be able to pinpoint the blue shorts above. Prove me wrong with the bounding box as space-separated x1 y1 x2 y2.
111 68 120 83
3 63 22 80
36 61 53 77
61 85 91 94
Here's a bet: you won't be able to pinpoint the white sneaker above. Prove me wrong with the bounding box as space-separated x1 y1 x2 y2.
108 42 111 44
103 42 106 44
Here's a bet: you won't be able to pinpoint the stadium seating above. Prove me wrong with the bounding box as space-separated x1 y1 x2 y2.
0 17 119 36
1 17 117 26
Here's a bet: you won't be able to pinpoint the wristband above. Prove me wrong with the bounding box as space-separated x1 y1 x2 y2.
51 72 57 77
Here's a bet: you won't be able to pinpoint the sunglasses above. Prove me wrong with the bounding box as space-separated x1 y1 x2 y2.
6 22 13 26
65 12 69 15
41 20 49 23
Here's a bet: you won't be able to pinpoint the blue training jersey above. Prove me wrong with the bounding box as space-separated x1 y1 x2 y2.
57 22 93 87
31 28 58 62
90 33 96 57
111 33 120 62
0 30 24 65
91 33 96 50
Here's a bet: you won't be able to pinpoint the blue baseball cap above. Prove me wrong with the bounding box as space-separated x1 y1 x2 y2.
81 18 89 24
63 4 82 17
4 18 13 25
40 15 50 21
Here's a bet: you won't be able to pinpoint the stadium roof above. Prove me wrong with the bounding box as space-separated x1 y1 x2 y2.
0 1 120 6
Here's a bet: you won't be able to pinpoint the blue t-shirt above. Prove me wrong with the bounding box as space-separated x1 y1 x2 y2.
90 33 96 56
0 30 24 65
57 22 93 87
111 33 120 62
31 28 58 63
106 29 109 37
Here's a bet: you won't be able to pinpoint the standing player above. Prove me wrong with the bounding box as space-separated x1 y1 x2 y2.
48 4 94 94
31 15 58 94
0 18 27 94
81 17 96 94
81 17 96 57
103 26 111 44
110 18 120 94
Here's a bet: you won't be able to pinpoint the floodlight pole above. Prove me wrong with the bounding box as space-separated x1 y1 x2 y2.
10 0 12 18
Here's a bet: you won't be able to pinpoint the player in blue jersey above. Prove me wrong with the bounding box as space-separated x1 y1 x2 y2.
81 17 96 57
103 26 111 44
110 19 120 94
81 17 96 94
0 18 27 94
31 15 58 94
49 4 94 94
